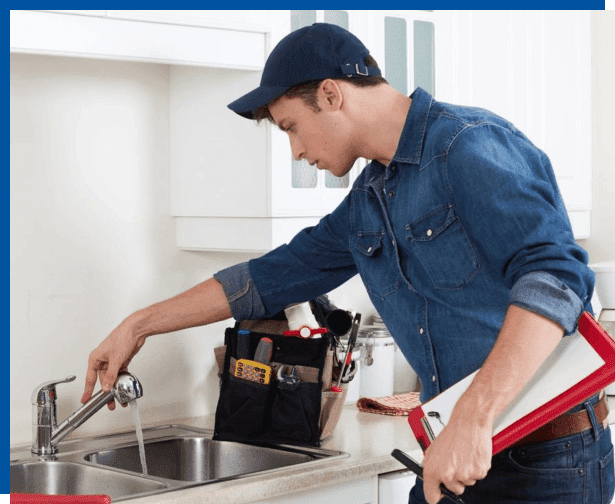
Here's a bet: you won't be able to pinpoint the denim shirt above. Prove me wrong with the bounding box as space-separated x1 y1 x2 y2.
215 87 594 402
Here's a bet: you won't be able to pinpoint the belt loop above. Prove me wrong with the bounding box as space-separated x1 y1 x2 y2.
584 397 600 441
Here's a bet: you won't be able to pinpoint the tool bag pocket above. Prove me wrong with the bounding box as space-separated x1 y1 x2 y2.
215 373 271 437
269 380 321 442
213 322 343 447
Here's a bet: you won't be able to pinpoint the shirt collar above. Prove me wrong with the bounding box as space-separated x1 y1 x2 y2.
390 87 434 166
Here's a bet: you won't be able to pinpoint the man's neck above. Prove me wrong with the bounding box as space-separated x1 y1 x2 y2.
351 85 412 166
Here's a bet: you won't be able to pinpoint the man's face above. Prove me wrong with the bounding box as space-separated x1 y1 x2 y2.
268 85 357 178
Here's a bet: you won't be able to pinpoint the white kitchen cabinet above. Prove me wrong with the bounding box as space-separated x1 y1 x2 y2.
9 10 266 70
173 10 592 251
10 10 593 250
379 469 417 503
249 475 377 504
435 11 592 239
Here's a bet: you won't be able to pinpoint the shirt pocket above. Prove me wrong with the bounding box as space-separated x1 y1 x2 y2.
406 204 479 290
354 231 401 300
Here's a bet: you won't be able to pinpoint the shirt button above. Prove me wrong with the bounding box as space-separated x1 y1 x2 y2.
426 229 433 237
419 327 424 335
367 246 372 253
391 164 397 171
432 376 436 382
388 191 395 197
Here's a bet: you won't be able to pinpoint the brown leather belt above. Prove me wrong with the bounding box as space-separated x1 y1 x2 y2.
512 393 609 448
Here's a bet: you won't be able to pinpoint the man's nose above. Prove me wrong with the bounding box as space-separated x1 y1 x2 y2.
289 135 306 161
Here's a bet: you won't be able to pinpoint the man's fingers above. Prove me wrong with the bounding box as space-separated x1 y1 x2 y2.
423 479 443 504
101 364 120 393
443 480 465 496
82 363 100 403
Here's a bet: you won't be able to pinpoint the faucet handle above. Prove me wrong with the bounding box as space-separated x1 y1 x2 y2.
31 375 76 405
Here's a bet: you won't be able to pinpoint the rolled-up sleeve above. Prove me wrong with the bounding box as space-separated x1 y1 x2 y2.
447 123 594 334
509 271 584 334
214 262 267 321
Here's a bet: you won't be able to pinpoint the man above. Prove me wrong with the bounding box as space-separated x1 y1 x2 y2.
83 23 613 504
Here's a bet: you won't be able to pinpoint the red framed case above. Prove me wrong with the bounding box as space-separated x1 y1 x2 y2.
408 312 615 455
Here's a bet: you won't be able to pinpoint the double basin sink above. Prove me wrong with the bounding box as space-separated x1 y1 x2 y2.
10 425 348 501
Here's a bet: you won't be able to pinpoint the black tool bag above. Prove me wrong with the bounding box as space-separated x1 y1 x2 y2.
212 318 348 447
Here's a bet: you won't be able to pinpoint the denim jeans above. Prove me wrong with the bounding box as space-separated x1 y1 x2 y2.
409 394 614 504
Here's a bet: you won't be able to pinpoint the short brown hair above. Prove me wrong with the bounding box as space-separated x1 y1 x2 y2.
253 55 387 124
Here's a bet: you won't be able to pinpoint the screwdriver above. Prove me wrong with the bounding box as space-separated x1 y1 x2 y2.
237 330 251 360
254 337 273 365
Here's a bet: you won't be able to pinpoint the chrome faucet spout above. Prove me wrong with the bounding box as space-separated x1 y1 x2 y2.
31 371 143 455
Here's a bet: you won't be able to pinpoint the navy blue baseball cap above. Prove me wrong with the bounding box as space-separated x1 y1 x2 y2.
228 23 381 120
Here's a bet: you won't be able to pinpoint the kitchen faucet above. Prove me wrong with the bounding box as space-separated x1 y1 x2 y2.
31 371 143 455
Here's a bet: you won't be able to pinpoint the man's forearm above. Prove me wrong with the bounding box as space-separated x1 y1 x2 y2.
421 304 566 503
128 277 233 339
453 304 564 427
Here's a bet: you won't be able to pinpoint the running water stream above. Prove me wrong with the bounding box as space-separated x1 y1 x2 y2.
130 400 148 475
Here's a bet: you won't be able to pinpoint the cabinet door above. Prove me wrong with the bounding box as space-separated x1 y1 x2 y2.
368 10 438 98
379 470 417 503
435 11 592 238
269 10 366 218
269 10 440 218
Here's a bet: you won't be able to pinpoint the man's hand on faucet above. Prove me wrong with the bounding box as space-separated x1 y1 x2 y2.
81 277 233 409
82 316 146 410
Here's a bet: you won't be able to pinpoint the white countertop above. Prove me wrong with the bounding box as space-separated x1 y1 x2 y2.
12 397 615 503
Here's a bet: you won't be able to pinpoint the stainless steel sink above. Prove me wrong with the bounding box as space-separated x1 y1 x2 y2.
10 424 347 501
10 461 167 499
85 436 318 482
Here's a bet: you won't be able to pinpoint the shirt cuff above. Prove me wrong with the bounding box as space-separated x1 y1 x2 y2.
213 262 267 321
509 271 584 335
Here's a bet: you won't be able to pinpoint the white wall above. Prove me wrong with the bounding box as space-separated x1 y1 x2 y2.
9 54 263 446
578 12 615 266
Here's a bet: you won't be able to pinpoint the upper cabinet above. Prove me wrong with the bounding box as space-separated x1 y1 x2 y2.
10 10 592 251
10 10 267 70
173 10 592 252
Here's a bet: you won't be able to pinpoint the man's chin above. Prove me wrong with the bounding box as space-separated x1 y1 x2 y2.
325 163 354 178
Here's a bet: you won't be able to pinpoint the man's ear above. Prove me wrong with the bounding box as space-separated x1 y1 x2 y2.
319 79 343 110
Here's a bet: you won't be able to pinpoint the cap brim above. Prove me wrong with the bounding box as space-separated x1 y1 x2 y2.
228 85 290 120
